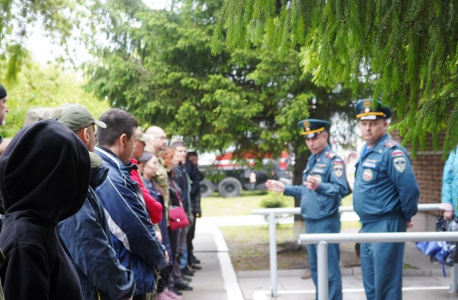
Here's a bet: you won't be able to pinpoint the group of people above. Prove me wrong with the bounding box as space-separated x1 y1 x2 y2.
0 84 204 300
267 99 420 300
0 78 453 300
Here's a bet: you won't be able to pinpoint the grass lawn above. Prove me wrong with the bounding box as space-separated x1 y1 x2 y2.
201 191 361 271
201 191 294 217
341 194 353 207
219 224 307 271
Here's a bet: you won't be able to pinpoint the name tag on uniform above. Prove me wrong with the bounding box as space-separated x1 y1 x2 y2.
362 160 377 169
312 168 325 174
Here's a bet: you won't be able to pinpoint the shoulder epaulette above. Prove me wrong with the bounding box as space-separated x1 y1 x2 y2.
325 151 336 159
384 138 399 149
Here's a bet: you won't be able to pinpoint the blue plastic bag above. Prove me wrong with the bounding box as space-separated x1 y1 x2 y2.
416 241 449 277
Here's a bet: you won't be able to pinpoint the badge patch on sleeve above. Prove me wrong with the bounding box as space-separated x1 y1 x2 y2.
393 157 406 173
363 169 373 181
333 159 344 178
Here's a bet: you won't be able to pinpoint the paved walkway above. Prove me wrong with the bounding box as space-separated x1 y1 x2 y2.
186 216 458 300
184 220 244 300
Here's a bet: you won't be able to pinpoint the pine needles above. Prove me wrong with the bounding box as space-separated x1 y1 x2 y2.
213 0 458 156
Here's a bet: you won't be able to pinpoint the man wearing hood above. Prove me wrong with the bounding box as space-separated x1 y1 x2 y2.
0 120 90 300
95 109 167 300
54 104 136 300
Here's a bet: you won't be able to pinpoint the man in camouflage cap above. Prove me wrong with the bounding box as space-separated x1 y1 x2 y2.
54 103 135 300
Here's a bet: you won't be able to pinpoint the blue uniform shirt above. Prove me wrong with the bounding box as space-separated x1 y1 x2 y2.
353 134 419 223
284 145 350 221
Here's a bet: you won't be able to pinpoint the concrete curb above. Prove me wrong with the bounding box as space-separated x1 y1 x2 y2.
208 224 246 300
238 267 453 278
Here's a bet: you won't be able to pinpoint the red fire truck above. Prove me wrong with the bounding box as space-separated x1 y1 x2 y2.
200 151 292 198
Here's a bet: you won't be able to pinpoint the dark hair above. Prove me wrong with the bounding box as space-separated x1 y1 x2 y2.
97 109 138 146
187 151 198 159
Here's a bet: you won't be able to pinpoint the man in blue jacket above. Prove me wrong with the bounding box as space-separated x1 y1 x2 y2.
266 119 349 300
55 104 135 300
353 99 419 300
95 109 167 300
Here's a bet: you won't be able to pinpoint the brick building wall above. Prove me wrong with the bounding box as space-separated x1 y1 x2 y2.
391 131 446 230
391 131 445 207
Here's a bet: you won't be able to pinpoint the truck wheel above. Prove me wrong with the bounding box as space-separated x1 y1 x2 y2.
200 179 214 198
218 177 242 198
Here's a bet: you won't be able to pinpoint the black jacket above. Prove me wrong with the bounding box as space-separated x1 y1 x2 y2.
168 171 183 207
184 160 202 215
0 120 90 300
172 166 190 212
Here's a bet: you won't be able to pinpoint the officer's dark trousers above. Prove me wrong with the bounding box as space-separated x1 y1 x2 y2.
360 218 406 300
306 215 342 300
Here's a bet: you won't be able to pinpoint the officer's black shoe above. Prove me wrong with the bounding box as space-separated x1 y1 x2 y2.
181 266 194 276
182 275 192 282
169 287 183 296
190 264 202 270
190 254 201 264
175 282 193 291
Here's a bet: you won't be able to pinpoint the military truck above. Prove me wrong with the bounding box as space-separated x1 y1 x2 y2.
199 151 292 198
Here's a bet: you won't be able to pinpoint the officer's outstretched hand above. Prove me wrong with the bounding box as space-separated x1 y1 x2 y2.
406 221 413 229
266 180 285 193
304 176 321 191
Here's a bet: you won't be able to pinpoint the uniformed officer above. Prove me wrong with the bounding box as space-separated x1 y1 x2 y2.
266 119 349 300
353 99 419 300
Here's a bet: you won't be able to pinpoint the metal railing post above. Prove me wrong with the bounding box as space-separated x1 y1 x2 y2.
251 204 446 298
317 241 329 300
451 263 458 293
269 212 278 297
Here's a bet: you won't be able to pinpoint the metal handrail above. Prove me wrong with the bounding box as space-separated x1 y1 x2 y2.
251 203 443 216
251 203 444 297
298 232 458 300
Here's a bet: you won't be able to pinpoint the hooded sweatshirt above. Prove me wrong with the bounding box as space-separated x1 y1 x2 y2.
0 120 91 300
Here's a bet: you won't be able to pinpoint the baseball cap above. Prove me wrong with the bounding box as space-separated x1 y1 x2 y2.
135 127 154 143
52 104 107 132
23 107 55 127
139 151 153 162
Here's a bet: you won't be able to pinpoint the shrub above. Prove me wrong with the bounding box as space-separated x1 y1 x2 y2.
261 191 289 209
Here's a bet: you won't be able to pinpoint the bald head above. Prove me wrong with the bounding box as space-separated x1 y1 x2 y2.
146 126 167 154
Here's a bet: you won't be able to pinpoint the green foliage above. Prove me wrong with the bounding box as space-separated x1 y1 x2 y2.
214 0 458 155
260 191 291 209
0 0 82 81
86 0 360 162
0 60 110 138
